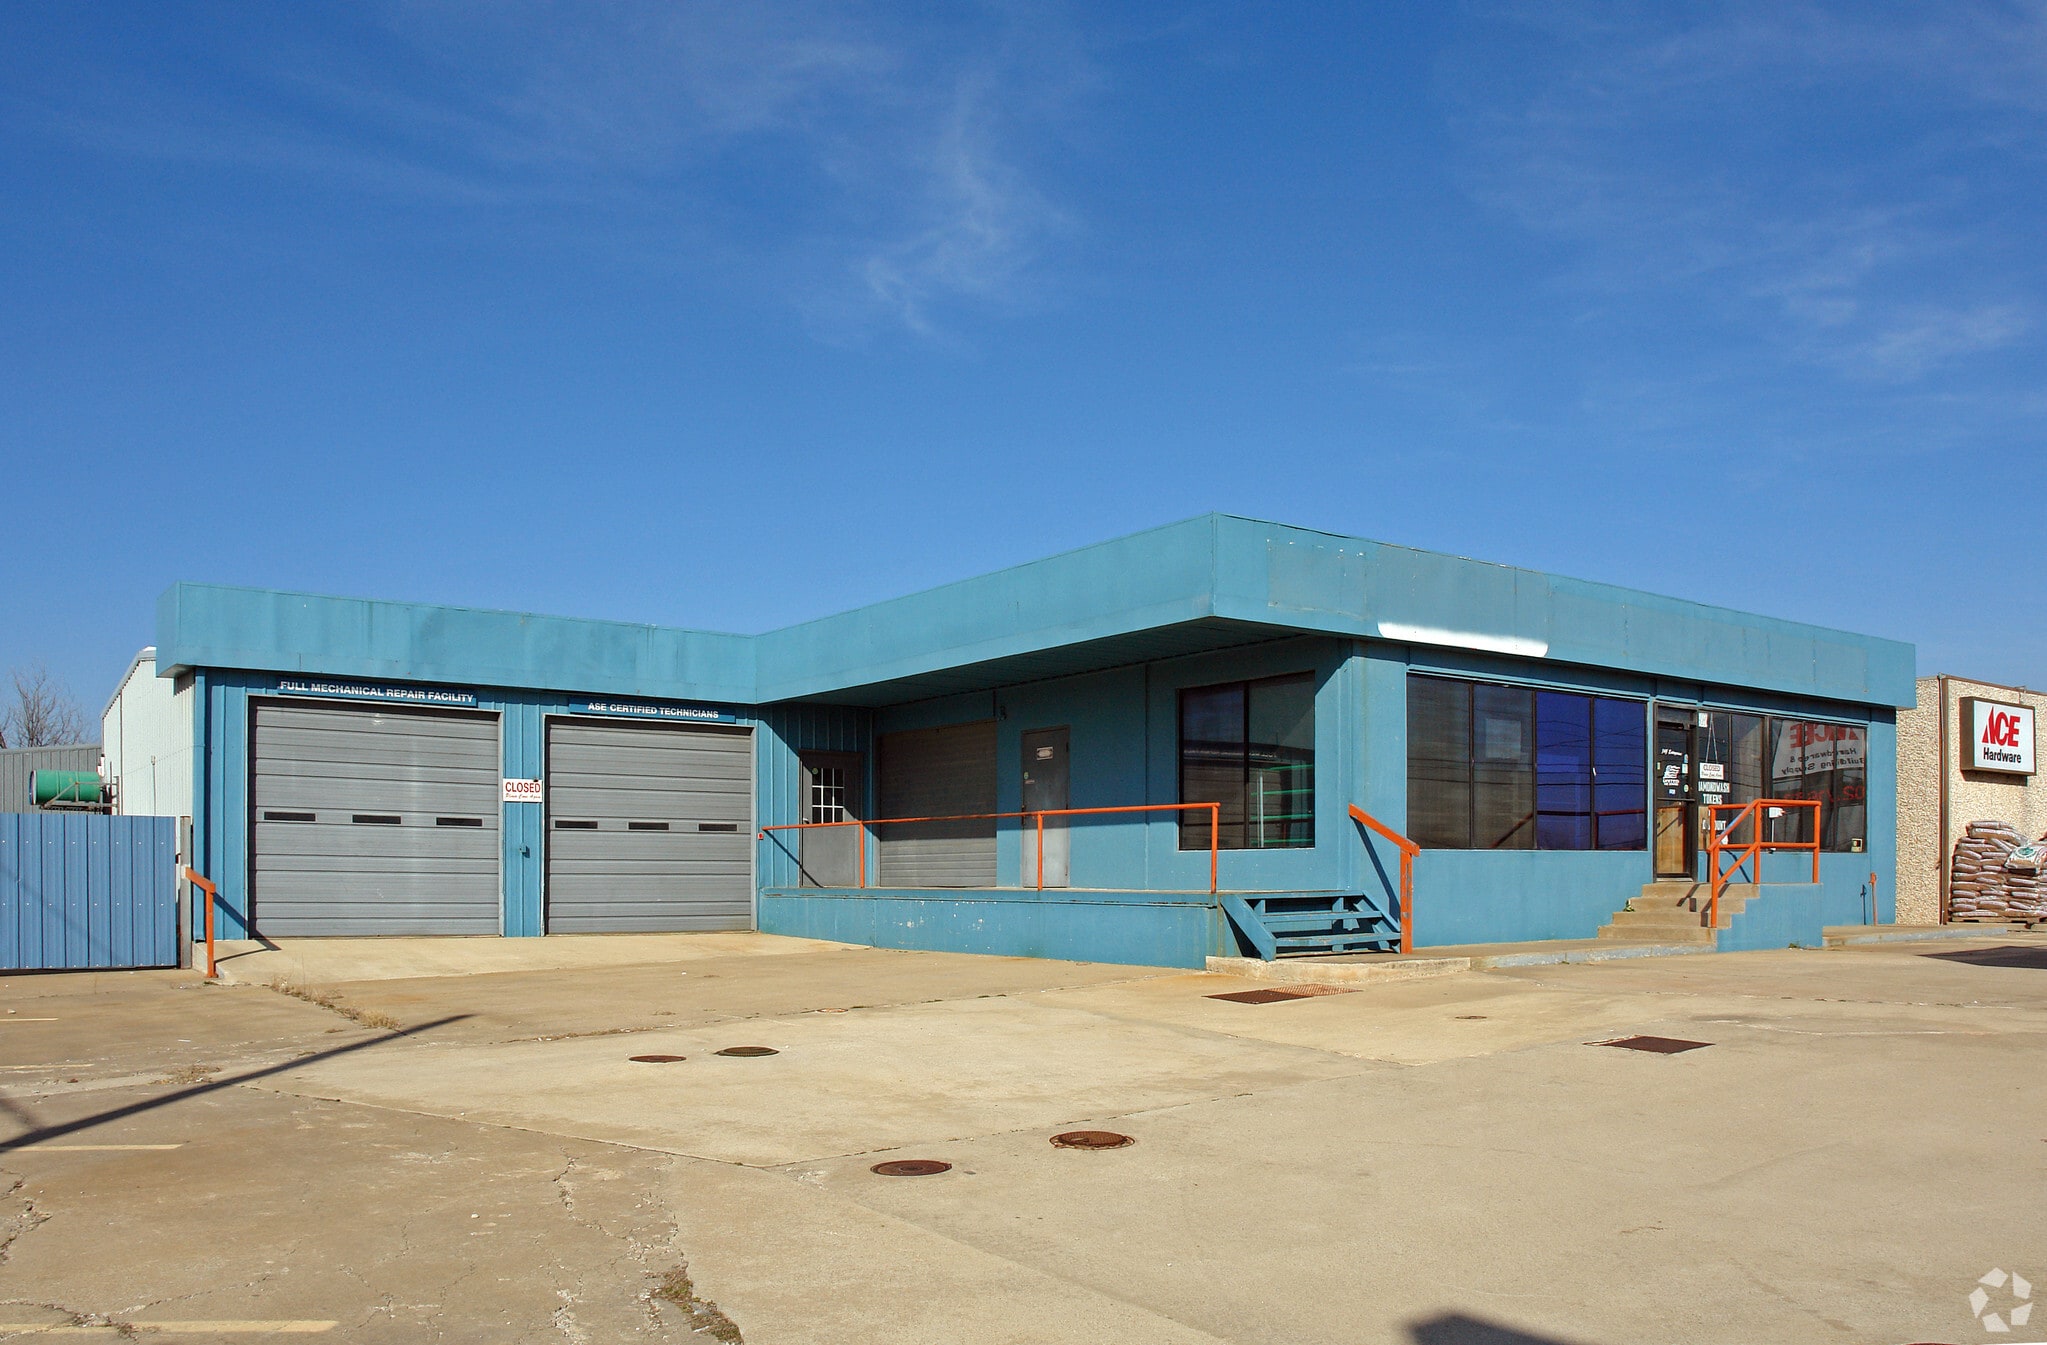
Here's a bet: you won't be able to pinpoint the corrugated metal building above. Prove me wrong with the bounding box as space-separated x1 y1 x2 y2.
143 515 1918 965
0 745 102 814
102 646 196 821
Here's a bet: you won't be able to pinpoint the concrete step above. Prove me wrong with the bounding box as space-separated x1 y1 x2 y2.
1597 924 1716 944
1608 906 1710 927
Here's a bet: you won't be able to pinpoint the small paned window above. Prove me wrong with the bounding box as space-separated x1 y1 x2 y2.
1766 720 1867 852
808 767 849 824
1407 675 1646 851
1179 674 1316 850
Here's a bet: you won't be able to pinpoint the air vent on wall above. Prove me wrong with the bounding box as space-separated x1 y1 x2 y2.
436 817 484 827
263 811 315 823
352 814 401 825
628 821 670 831
554 819 598 830
697 822 739 833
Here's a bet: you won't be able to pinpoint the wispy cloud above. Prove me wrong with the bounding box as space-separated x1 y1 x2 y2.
1444 1 2047 385
13 1 1095 338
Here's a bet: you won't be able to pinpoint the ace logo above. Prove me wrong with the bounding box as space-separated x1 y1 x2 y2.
1963 698 2036 775
1984 710 2022 748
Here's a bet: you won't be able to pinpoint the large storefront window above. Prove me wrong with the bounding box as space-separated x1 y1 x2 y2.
1408 675 1646 850
1179 674 1315 850
1697 712 1765 811
1768 720 1868 851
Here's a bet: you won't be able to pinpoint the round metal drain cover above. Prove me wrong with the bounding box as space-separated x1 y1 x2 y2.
871 1160 951 1177
1050 1130 1135 1150
716 1046 778 1058
629 1054 688 1063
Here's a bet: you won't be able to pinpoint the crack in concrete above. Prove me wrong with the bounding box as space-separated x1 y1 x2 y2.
0 1175 50 1273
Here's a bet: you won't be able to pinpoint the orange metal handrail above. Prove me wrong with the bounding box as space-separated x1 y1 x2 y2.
758 802 1224 895
182 867 219 981
1349 804 1420 955
1703 799 1822 929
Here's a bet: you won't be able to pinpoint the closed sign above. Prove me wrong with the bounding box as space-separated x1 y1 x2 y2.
1962 698 2035 775
502 777 544 803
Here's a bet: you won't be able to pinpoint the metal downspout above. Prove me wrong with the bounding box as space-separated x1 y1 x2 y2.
1936 673 1950 924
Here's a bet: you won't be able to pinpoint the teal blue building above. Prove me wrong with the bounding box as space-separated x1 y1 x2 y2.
156 516 1914 967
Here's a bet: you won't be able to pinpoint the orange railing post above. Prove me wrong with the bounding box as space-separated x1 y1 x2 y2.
1349 804 1421 955
1036 812 1046 892
182 867 218 981
1705 799 1823 928
1209 803 1219 897
760 802 1226 895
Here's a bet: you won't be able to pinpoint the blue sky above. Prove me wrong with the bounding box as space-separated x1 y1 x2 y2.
3 2 2043 713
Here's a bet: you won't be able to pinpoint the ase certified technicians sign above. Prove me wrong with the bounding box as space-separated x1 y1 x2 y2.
1962 697 2035 775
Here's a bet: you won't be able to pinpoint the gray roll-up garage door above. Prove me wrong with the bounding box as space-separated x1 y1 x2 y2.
250 701 502 936
545 719 754 933
877 720 996 887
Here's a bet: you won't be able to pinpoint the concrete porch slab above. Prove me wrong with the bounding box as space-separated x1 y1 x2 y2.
1207 937 1716 985
202 930 858 985
1823 923 2018 945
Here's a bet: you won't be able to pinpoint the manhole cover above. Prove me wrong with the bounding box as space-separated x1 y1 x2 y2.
628 1054 688 1063
871 1160 951 1176
1207 988 1310 1004
1594 1035 1712 1054
716 1046 779 1057
1051 1130 1134 1150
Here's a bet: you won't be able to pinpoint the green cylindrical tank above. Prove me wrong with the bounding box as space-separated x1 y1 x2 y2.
31 770 104 806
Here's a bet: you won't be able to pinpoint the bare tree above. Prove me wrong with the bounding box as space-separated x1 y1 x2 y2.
1 663 94 748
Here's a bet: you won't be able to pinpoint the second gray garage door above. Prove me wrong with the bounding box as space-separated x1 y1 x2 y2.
545 719 754 932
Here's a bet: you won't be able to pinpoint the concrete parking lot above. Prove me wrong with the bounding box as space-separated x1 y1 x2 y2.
2 932 2043 1344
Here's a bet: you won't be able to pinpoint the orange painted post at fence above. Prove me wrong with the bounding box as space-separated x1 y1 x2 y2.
759 802 1224 895
1703 799 1822 929
181 867 219 981
1348 804 1421 955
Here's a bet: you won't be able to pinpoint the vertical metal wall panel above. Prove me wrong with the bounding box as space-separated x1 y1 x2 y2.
249 701 501 936
877 721 997 887
544 720 754 932
755 705 872 891
0 813 176 970
499 697 550 938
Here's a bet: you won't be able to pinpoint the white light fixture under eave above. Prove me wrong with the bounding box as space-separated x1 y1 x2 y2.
1375 622 1549 659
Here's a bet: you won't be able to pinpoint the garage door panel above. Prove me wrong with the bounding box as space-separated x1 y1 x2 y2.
546 792 749 820
544 720 754 933
251 701 500 936
878 721 997 887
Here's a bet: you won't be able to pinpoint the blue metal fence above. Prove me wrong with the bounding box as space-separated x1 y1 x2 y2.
0 814 178 971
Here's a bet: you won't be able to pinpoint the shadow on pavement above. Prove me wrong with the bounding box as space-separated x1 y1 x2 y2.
1410 1313 1599 1345
1921 945 2047 969
0 1014 467 1153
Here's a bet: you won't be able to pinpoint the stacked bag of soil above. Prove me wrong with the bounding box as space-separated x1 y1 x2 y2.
1948 820 2047 923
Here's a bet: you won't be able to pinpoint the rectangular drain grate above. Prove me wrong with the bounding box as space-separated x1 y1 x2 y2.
1593 1035 1713 1054
1208 989 1313 1004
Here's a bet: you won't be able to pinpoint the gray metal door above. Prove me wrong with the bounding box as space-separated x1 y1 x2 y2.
249 701 501 936
1021 727 1069 888
877 721 996 886
545 719 754 932
798 753 863 888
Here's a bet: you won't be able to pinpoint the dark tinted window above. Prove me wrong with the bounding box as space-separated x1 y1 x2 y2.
1407 675 1472 849
1408 676 1646 852
1180 675 1315 850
